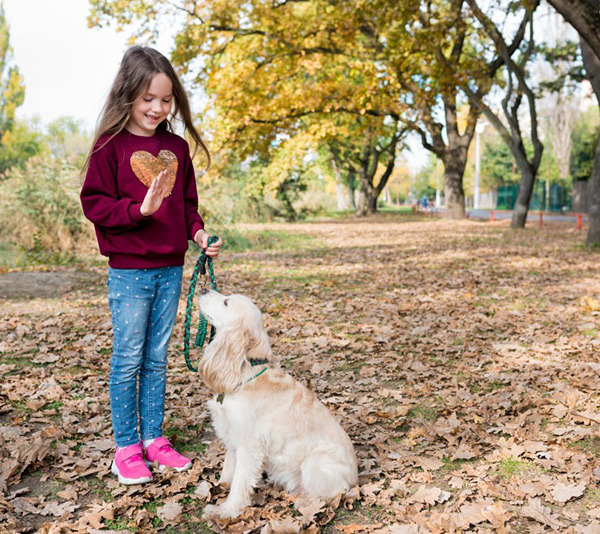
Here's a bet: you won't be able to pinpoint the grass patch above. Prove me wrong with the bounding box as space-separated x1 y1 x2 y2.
495 457 544 479
11 399 32 414
182 440 208 455
337 361 366 373
470 381 507 394
0 240 80 269
324 501 394 531
91 486 115 503
194 227 317 253
144 498 164 514
2 355 42 368
570 437 600 457
407 404 439 421
104 518 136 531
85 477 115 503
0 242 22 269
441 457 477 472
579 487 600 514
164 426 207 454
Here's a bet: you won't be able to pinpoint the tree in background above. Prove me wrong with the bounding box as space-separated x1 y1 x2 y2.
324 115 405 215
536 8 580 178
0 2 31 175
384 158 413 206
547 0 600 245
0 118 43 174
412 154 444 201
570 106 599 183
463 0 543 228
88 0 530 220
480 135 517 189
45 117 89 164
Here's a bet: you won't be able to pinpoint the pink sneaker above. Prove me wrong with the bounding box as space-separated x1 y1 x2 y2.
111 442 152 485
145 437 192 472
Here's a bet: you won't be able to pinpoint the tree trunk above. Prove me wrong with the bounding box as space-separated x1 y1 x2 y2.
587 133 600 245
580 35 600 244
356 180 377 216
511 157 536 228
443 170 466 219
442 148 468 220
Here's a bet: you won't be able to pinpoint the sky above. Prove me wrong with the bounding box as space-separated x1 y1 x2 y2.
4 0 162 130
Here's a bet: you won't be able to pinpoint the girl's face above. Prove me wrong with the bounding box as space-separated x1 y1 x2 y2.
127 72 173 136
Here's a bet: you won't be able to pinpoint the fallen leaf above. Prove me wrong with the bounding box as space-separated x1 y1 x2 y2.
157 500 182 522
552 482 585 504
294 495 326 524
409 486 451 506
265 517 302 533
193 480 212 501
521 498 564 529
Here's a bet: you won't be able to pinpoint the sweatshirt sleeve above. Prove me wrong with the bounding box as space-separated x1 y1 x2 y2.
80 139 147 233
182 142 205 241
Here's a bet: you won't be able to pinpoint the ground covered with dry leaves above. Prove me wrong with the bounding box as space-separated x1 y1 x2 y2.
2 215 600 533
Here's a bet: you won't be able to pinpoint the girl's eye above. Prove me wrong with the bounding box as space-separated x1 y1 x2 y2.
143 98 152 102
163 99 171 104
224 299 229 307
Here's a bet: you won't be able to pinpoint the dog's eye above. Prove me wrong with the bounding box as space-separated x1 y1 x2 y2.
224 299 229 307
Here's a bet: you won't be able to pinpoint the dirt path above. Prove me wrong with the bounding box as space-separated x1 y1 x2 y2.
0 271 100 300
2 216 600 532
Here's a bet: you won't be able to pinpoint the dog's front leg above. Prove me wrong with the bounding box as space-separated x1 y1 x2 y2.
204 446 263 519
219 448 236 487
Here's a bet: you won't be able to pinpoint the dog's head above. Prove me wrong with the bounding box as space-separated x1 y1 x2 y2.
198 290 273 393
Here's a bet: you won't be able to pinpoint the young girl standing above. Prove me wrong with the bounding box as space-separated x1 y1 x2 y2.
80 46 222 485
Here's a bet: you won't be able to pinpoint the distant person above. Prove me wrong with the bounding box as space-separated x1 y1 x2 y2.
80 46 222 485
422 195 428 209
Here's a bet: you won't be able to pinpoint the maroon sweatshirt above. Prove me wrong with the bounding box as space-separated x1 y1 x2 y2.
80 128 204 269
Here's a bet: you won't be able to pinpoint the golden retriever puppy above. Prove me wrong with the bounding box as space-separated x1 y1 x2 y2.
197 289 358 519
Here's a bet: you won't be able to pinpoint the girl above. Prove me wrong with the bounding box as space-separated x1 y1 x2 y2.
80 46 222 485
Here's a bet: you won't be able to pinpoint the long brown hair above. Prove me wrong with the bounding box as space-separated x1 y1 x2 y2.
81 46 210 178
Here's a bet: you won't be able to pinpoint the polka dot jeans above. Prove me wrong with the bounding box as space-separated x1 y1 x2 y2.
107 266 183 448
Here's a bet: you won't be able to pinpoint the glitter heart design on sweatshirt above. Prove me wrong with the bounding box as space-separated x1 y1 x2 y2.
130 150 178 195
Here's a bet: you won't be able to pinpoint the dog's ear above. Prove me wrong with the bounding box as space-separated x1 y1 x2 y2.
246 328 272 363
240 307 273 363
200 328 248 394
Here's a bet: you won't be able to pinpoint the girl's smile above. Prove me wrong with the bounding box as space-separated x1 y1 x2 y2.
127 73 173 137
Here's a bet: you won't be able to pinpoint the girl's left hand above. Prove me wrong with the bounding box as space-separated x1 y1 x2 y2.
194 230 222 258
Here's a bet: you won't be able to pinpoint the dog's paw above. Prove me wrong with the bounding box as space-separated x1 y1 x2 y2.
203 502 243 520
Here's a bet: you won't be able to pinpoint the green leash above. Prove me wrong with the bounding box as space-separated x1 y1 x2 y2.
183 235 219 372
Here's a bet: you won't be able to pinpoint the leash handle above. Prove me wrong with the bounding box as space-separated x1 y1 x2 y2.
183 235 219 372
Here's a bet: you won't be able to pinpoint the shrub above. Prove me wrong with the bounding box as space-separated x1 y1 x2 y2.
0 156 94 261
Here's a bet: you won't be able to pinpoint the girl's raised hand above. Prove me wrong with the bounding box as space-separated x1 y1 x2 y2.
140 170 169 216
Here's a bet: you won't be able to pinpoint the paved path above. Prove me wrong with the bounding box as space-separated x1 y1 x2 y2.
467 209 588 223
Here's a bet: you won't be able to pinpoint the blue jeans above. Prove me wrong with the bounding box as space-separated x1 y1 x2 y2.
107 266 183 447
